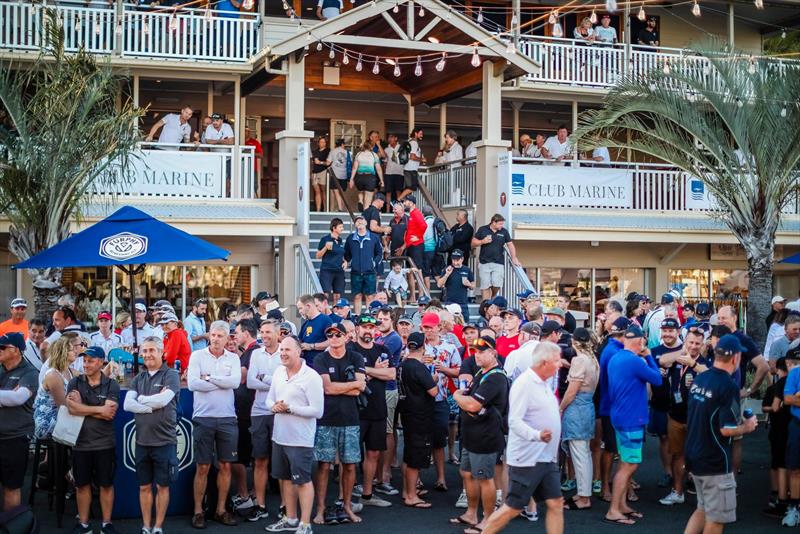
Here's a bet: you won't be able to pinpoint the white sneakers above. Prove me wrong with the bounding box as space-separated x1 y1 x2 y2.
455 490 468 509
783 506 800 527
659 490 685 506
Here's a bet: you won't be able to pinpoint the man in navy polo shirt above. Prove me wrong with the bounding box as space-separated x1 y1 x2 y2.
298 294 332 367
344 216 383 315
435 249 474 321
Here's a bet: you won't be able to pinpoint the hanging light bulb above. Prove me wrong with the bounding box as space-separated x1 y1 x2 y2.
510 14 518 28
282 1 289 10
414 56 422 76
590 10 597 24
781 107 787 117
662 60 670 74
242 0 254 10
754 0 763 8
548 11 557 25
703 64 710 75
506 40 516 54
477 7 483 24
393 3 399 14
736 98 743 108
372 58 380 75
169 12 178 32
748 57 756 74
115 18 122 35
552 22 563 38
306 32 312 42
471 46 481 67
691 0 701 17
637 5 646 21
204 6 212 22
781 29 787 39
606 0 617 12
393 59 401 77
330 47 336 59
316 41 323 51
143 19 150 35
94 14 101 35
435 53 446 72
447 7 452 20
356 54 363 71
419 6 425 17
342 51 350 65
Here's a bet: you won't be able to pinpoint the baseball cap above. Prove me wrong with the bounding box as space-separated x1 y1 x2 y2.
540 320 562 336
325 323 347 336
785 346 800 361
444 303 463 316
545 307 566 319
405 194 417 204
710 325 731 338
407 332 425 350
374 192 386 201
134 302 147 312
516 289 538 300
660 318 680 330
624 325 644 339
463 322 479 332
279 321 294 334
573 327 592 343
0 332 26 352
472 336 496 351
158 312 179 325
716 334 743 356
695 302 711 316
490 296 508 309
451 249 464 259
421 312 441 328
521 322 541 336
682 303 695 312
772 296 786 305
397 315 413 325
256 291 274 303
333 298 350 308
500 308 524 320
211 112 223 120
263 309 283 322
660 292 675 305
609 316 631 334
10 298 27 308
97 311 112 321
418 296 431 305
81 346 106 360
150 299 170 309
369 300 383 311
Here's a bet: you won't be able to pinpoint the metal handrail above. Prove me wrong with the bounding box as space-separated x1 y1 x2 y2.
329 172 358 225
294 243 323 297
501 243 536 302
417 179 450 227
388 255 430 301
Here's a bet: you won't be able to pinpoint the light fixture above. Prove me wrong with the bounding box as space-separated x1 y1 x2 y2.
754 0 764 8
691 0 701 17
548 11 557 25
204 6 212 22
414 56 422 76
242 0 254 10
372 58 380 74
510 14 518 28
782 29 787 39
386 58 396 65
471 46 481 67
506 40 516 54
477 7 483 23
427 36 440 43
419 6 425 17
306 33 312 42
169 12 178 32
662 60 670 74
703 64 710 75
342 51 350 65
748 57 756 74
435 53 446 72
552 22 563 38
447 7 452 19
637 5 646 21
308 87 315 91
316 41 323 51
393 3 399 14
282 0 289 10
393 59 401 77
356 53 363 72
329 47 335 59
590 10 597 24
781 107 787 117
606 0 617 12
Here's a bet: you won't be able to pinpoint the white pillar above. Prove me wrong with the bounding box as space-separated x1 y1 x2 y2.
510 101 522 151
232 78 241 198
132 74 140 130
207 81 214 117
405 94 415 133
571 100 578 160
728 1 735 48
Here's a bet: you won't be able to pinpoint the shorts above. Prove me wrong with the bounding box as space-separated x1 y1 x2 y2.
384 174 404 194
460 450 497 480
314 425 361 464
320 270 345 295
403 430 432 470
73 448 116 488
135 444 178 487
422 250 436 278
387 288 409 302
351 272 377 296
355 173 378 192
237 417 253 465
694 472 737 524
385 389 399 433
250 415 275 459
667 417 687 457
505 463 562 510
192 416 239 464
478 262 504 290
771 430 788 470
312 170 328 187
360 419 387 451
447 393 459 421
336 178 350 193
406 244 424 271
403 170 419 190
0 436 30 490
271 442 314 485
600 416 617 454
615 426 645 464
431 400 449 449
786 418 800 470
647 407 668 436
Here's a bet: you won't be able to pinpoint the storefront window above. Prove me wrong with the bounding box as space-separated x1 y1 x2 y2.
712 269 749 299
538 267 592 314
669 269 710 299
594 268 646 304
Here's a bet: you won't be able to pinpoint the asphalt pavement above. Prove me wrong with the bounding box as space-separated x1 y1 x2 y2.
30 426 782 533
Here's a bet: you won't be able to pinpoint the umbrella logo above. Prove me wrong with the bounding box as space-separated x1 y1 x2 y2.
99 232 148 261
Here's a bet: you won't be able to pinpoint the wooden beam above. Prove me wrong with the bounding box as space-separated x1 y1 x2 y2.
381 12 409 41
324 34 495 55
410 66 482 106
414 16 441 42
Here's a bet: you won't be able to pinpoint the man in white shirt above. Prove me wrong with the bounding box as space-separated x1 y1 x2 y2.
541 125 572 165
384 134 406 207
436 129 464 167
122 302 162 347
246 321 282 522
89 311 123 355
23 319 46 370
482 342 564 534
503 322 540 382
204 113 235 152
187 320 241 528
400 128 426 200
594 14 618 44
145 105 193 144
264 336 324 534
591 147 612 164
328 138 350 211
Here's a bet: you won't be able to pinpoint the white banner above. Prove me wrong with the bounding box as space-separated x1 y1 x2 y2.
511 165 633 208
685 177 717 210
98 149 225 197
497 151 513 237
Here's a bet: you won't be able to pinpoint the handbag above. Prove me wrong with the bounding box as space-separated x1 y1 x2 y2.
51 405 84 447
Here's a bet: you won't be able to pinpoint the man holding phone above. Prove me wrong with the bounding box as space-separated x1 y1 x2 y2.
436 249 475 321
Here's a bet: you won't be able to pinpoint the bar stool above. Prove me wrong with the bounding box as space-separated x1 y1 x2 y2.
28 437 69 528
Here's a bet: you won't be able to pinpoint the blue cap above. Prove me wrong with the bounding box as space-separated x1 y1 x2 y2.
490 296 508 309
80 346 106 360
369 300 383 310
716 334 743 356
418 296 431 305
609 317 631 334
0 332 26 353
661 292 675 305
660 318 681 330
516 289 538 300
500 308 524 320
333 298 350 308
695 302 711 316
624 324 644 339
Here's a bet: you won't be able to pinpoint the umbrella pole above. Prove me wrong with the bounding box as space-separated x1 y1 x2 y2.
130 264 139 375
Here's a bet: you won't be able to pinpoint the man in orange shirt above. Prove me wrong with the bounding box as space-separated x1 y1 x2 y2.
0 298 29 340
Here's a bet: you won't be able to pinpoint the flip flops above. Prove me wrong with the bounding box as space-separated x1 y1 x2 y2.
603 516 636 526
449 516 477 526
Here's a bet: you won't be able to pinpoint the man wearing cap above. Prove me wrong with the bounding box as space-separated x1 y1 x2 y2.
312 322 366 525
0 332 39 511
683 335 757 534
396 315 414 346
605 325 662 526
411 295 431 328
204 113 235 150
344 215 383 315
397 331 438 508
496 309 524 358
90 311 123 355
682 302 712 340
185 298 209 352
0 298 28 340
555 294 577 334
436 249 475 321
644 293 678 349
637 16 659 47
332 298 353 323
160 312 191 371
472 214 520 301
297 294 333 367
595 13 617 44
122 301 163 348
254 291 276 319
66 346 121 534
453 336 509 531
767 296 787 330
123 336 181 534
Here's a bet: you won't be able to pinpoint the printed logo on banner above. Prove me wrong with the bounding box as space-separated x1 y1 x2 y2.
690 179 705 200
511 174 525 195
122 417 194 472
99 232 148 261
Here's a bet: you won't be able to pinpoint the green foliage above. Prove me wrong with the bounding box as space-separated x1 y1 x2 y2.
764 29 800 56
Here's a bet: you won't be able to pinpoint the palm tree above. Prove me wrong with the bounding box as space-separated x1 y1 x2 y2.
0 17 143 320
573 44 800 345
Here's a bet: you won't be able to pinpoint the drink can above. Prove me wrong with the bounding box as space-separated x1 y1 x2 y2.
743 408 754 419
125 361 133 375
174 359 181 373
459 379 469 390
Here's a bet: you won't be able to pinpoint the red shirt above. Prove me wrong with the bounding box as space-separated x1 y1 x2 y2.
495 333 522 358
404 207 427 248
245 137 263 172
163 328 191 370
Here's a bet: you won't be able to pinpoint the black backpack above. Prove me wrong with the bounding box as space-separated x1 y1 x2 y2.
397 141 412 165
434 218 453 253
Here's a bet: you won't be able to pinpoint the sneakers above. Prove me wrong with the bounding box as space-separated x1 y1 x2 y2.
375 483 400 496
560 479 576 492
520 509 538 522
352 484 363 497
334 503 349 524
455 489 468 509
686 478 697 495
322 505 339 525
266 517 300 532
783 506 800 527
495 489 503 508
351 501 363 513
141 528 152 534
101 524 120 534
361 495 392 507
247 505 269 522
657 473 673 488
213 510 238 526
71 523 92 534
231 495 254 511
592 479 602 494
659 490 685 506
296 523 313 534
278 505 287 520
191 513 207 529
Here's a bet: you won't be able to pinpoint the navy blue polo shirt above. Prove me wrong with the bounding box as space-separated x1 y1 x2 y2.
300 313 333 367
731 329 760 388
318 235 345 272
443 266 474 304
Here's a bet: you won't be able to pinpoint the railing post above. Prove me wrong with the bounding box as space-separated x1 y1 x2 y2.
114 0 123 56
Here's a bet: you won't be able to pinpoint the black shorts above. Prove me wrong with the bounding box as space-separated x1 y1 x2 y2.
360 419 387 452
770 429 788 470
193 416 239 464
786 418 800 470
384 174 405 194
250 415 275 459
73 448 116 488
0 436 30 490
601 416 618 454
403 430 432 470
431 401 449 449
320 270 345 295
337 178 350 193
271 442 314 485
355 173 378 192
135 443 178 487
403 170 419 190
406 244 424 271
236 417 252 466
505 463 562 509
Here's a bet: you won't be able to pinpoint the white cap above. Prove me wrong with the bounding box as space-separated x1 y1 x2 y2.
786 300 800 312
444 303 463 316
772 296 786 305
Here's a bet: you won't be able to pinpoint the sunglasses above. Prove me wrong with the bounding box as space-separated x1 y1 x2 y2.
279 329 290 334
73 341 88 348
359 318 378 325
472 338 494 350
326 331 345 339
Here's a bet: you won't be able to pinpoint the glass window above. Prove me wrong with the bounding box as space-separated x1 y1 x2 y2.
539 267 592 315
711 269 749 299
594 268 646 303
669 269 710 299
185 265 251 321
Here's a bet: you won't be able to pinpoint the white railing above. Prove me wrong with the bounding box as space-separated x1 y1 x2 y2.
420 159 477 209
0 0 260 63
295 243 323 299
95 142 255 199
502 244 537 302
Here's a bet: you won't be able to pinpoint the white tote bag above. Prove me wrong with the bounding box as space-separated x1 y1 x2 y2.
51 405 85 447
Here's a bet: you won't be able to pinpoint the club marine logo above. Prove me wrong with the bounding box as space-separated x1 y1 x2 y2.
511 173 525 195
690 179 705 201
122 417 194 473
99 232 148 261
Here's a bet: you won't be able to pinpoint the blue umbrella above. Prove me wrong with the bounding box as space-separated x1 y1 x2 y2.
781 252 800 264
16 205 230 372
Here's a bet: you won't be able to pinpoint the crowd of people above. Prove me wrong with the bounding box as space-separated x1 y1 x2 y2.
1 284 799 534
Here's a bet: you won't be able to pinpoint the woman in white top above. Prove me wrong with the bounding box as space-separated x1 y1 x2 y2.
33 333 80 439
574 17 596 45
